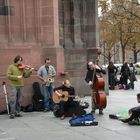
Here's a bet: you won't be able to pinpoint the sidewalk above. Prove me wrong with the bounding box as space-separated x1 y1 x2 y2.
0 80 140 140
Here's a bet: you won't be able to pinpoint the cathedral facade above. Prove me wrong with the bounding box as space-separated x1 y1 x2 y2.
0 0 99 109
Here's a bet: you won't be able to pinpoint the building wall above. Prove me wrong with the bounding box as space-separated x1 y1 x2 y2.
0 0 99 111
58 0 100 95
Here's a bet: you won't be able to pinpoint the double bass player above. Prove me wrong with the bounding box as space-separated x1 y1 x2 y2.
85 61 106 115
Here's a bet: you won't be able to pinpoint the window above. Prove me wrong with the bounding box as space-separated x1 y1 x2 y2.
0 0 15 16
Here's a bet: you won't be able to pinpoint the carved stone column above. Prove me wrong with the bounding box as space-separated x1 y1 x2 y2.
73 0 84 47
40 0 64 74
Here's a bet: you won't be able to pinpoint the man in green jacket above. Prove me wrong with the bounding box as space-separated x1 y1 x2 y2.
7 55 33 119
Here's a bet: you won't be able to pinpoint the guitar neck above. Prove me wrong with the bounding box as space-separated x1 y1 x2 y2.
68 95 75 98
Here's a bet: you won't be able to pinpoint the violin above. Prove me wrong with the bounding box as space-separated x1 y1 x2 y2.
18 64 37 71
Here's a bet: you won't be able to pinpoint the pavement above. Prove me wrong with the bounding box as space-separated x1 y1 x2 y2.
0 78 140 140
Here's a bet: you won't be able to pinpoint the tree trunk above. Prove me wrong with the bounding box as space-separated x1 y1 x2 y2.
122 46 125 63
134 50 137 63
108 52 111 62
133 43 137 63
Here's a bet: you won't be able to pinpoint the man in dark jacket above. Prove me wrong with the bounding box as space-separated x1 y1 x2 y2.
120 62 130 90
107 61 118 90
85 61 106 115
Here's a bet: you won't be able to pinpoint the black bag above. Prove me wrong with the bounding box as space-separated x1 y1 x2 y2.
53 105 64 117
32 82 44 111
21 104 33 112
80 101 89 109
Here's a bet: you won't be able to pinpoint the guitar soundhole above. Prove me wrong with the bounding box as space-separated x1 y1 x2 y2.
62 94 65 98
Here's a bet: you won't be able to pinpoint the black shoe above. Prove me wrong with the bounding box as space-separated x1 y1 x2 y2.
99 110 104 115
121 118 131 123
10 114 15 119
121 119 129 123
109 114 118 119
92 121 98 126
128 120 140 125
91 110 95 114
15 113 22 117
60 115 65 120
44 108 50 112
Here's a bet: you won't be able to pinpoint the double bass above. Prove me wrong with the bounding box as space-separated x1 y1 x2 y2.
93 74 107 109
91 56 107 111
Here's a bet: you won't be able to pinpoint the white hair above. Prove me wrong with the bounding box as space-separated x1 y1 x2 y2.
88 61 93 65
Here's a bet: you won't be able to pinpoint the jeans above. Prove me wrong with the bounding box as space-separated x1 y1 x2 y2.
9 86 23 115
43 83 54 110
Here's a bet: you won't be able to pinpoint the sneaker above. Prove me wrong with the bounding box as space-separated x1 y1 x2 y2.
128 120 140 125
10 114 15 119
60 115 65 120
44 108 50 112
109 114 118 119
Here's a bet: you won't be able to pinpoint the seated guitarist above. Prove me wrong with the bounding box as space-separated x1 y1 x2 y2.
53 80 86 120
85 61 106 115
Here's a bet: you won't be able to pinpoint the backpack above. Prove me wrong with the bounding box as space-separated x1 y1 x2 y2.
21 104 33 112
32 82 44 111
53 105 64 117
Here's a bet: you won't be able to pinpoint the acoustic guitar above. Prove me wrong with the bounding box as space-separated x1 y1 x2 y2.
52 90 75 104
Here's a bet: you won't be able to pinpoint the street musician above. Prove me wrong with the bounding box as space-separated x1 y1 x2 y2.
37 58 56 112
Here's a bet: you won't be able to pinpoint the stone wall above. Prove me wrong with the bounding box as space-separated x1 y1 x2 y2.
0 0 100 111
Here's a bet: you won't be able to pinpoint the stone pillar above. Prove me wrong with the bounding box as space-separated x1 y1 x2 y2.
86 0 99 49
40 0 59 46
40 0 64 74
94 0 99 48
62 0 74 48
73 0 84 47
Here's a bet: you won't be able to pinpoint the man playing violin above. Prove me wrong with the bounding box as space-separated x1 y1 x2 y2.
85 61 106 115
37 58 56 112
7 55 34 119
